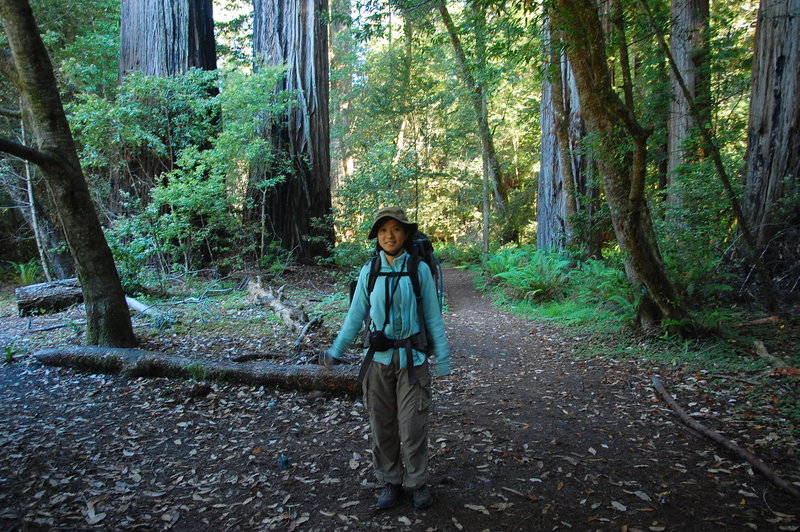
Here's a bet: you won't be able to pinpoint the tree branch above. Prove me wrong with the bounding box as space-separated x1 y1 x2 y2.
0 136 51 166
652 376 800 499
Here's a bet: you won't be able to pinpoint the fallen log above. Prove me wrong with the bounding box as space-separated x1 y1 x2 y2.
15 279 173 327
124 296 175 327
652 376 800 499
15 278 82 315
34 346 359 394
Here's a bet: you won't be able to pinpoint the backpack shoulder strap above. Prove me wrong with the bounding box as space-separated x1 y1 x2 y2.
366 254 382 295
407 252 421 298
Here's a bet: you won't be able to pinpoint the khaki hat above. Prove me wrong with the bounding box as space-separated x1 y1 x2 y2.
367 206 419 239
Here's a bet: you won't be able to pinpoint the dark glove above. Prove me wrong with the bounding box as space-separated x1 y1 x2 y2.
319 350 344 368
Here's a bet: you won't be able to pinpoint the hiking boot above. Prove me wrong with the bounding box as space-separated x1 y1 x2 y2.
412 485 433 509
376 483 402 509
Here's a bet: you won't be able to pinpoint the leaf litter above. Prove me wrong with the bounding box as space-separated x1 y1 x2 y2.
0 267 798 530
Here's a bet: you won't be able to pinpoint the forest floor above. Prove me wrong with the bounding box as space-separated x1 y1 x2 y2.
0 266 798 531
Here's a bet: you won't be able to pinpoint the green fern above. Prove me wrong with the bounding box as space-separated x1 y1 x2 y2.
8 259 43 286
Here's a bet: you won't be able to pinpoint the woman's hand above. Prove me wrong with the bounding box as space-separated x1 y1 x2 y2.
319 350 344 368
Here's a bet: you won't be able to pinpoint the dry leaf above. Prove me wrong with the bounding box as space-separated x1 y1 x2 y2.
465 504 490 515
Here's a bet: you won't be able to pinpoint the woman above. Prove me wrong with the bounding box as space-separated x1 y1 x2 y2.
322 206 451 510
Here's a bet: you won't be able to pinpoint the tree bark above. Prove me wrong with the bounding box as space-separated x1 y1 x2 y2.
120 0 217 76
666 0 709 210
538 44 568 252
743 0 800 278
539 19 600 254
0 0 137 346
252 0 334 262
329 0 354 191
34 346 360 395
552 0 692 333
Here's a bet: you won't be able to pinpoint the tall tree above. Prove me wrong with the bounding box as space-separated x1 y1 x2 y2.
666 0 709 209
0 0 136 346
329 0 355 191
437 1 509 247
539 19 600 255
116 0 217 214
552 0 693 333
252 0 334 261
742 0 799 279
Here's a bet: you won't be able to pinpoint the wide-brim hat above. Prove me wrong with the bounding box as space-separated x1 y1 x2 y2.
367 206 418 239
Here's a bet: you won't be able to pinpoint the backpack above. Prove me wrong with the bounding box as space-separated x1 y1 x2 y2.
349 230 443 351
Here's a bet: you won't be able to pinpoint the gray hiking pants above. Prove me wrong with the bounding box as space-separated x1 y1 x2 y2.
363 348 432 489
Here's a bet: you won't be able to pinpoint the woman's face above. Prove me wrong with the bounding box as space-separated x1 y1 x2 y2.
377 219 407 256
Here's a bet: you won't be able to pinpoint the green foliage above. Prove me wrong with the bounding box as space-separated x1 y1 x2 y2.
480 247 573 301
435 242 483 267
212 68 292 180
336 146 423 234
6 259 42 286
71 65 292 289
68 68 223 205
330 241 374 269
479 247 636 331
184 362 209 382
214 0 254 68
106 150 239 291
3 342 22 363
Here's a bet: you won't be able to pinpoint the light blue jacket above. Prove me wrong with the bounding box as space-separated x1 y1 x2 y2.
329 251 451 376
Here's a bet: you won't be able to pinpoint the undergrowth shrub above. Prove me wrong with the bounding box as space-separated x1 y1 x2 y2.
481 246 574 301
435 242 482 267
5 259 43 286
479 247 636 329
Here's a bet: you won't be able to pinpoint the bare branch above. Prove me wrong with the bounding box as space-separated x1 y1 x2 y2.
652 376 800 499
0 107 21 119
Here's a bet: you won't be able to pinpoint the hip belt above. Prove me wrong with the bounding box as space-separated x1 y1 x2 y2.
356 333 423 386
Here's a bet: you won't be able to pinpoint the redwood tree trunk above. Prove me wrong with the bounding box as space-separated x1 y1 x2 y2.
329 0 354 191
252 0 334 262
743 0 800 274
666 0 710 209
539 19 602 254
120 0 216 76
0 0 136 346
552 0 692 333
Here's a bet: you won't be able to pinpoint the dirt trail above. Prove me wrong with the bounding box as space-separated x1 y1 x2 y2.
429 268 798 531
0 268 797 531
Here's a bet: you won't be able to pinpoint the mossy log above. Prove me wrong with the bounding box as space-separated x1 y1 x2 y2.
34 346 360 395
